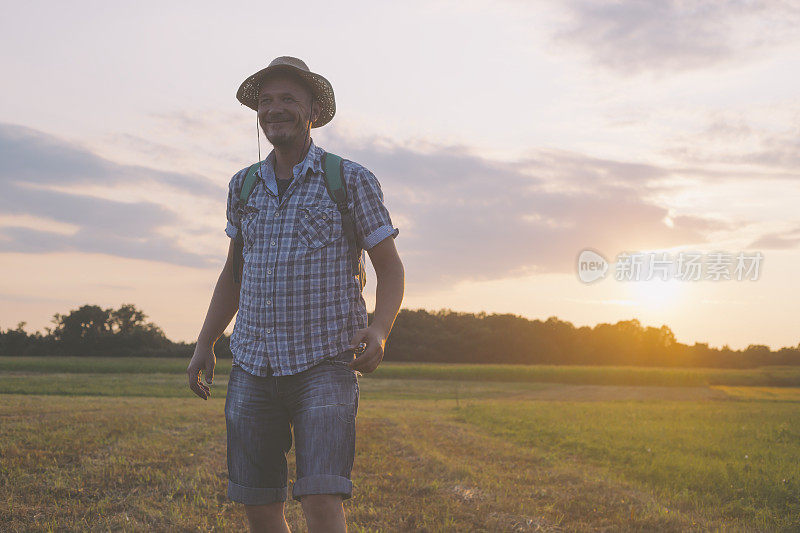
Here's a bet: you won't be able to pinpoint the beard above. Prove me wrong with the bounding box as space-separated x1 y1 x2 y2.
262 117 304 149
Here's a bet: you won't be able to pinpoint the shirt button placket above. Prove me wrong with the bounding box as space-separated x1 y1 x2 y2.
265 196 280 364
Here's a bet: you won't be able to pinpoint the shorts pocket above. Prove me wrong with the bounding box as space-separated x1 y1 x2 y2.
334 379 358 425
326 359 357 381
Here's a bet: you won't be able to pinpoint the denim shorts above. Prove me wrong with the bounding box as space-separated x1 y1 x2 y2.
224 349 359 505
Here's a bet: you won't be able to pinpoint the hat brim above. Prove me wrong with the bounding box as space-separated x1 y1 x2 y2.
236 65 335 128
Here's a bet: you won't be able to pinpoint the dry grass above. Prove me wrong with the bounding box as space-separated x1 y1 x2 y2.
0 395 714 532
1 359 799 531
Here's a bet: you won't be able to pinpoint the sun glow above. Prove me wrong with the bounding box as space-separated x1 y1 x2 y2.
627 278 685 310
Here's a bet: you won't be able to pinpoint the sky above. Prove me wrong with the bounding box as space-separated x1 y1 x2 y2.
1 0 799 351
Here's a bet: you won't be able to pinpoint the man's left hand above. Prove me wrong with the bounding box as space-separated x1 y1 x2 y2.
348 325 386 373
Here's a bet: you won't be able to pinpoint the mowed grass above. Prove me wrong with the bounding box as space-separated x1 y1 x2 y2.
3 356 800 386
454 400 800 531
1 357 799 531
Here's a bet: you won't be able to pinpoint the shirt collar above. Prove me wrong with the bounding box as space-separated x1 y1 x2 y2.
258 138 323 180
301 138 324 176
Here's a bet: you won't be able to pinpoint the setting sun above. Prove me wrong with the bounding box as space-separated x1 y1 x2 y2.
627 278 685 310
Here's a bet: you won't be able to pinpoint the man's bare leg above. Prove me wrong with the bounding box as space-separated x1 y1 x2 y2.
300 494 346 533
244 501 291 533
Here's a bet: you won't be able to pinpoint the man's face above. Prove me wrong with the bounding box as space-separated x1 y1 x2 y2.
257 72 316 149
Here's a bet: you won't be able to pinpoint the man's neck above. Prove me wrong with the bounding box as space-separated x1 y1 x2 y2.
273 137 311 180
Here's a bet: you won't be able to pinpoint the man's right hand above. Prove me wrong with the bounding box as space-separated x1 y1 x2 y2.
187 344 216 400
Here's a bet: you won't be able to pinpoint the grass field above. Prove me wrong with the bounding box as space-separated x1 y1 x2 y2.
3 356 800 386
1 358 798 532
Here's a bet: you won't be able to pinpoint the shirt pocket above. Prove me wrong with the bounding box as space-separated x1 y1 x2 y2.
240 204 261 252
297 205 342 249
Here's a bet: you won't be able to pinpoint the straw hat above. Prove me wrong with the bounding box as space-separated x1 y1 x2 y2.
236 56 335 128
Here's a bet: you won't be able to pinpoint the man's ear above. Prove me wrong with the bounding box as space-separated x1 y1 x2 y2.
311 100 320 123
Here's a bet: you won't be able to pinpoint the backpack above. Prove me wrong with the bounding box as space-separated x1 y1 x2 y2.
231 151 367 291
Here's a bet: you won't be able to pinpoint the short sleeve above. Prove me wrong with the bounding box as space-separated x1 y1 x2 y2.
225 168 247 239
348 165 399 250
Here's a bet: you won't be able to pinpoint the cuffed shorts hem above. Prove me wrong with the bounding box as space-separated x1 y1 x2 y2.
291 474 353 501
227 479 287 505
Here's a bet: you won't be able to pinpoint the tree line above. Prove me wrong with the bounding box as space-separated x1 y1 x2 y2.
385 309 799 369
0 304 196 358
1 304 798 368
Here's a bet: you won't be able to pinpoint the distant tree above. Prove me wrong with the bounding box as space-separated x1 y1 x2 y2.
744 344 772 365
46 303 178 356
0 322 30 356
51 305 113 355
110 303 147 335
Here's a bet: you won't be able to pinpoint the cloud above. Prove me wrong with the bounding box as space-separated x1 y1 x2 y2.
747 226 800 250
735 127 800 169
0 122 223 198
0 123 220 268
552 0 800 74
104 109 257 172
0 122 749 285
0 183 173 234
0 225 216 267
662 114 800 172
321 132 734 288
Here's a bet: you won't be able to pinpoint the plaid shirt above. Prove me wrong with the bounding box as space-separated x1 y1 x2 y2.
225 139 399 376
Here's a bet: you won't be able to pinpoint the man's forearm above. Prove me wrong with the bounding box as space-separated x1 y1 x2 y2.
371 259 404 338
196 263 241 349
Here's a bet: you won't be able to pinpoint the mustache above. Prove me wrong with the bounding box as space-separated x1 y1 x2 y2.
264 115 294 123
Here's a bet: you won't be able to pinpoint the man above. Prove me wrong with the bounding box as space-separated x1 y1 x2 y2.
186 56 404 532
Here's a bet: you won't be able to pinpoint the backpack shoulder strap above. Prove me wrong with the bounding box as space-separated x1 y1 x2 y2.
321 152 367 290
239 162 261 204
232 162 261 284
321 152 347 209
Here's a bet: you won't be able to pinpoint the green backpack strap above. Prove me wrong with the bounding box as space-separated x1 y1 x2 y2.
321 152 366 290
232 162 261 284
239 162 261 204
